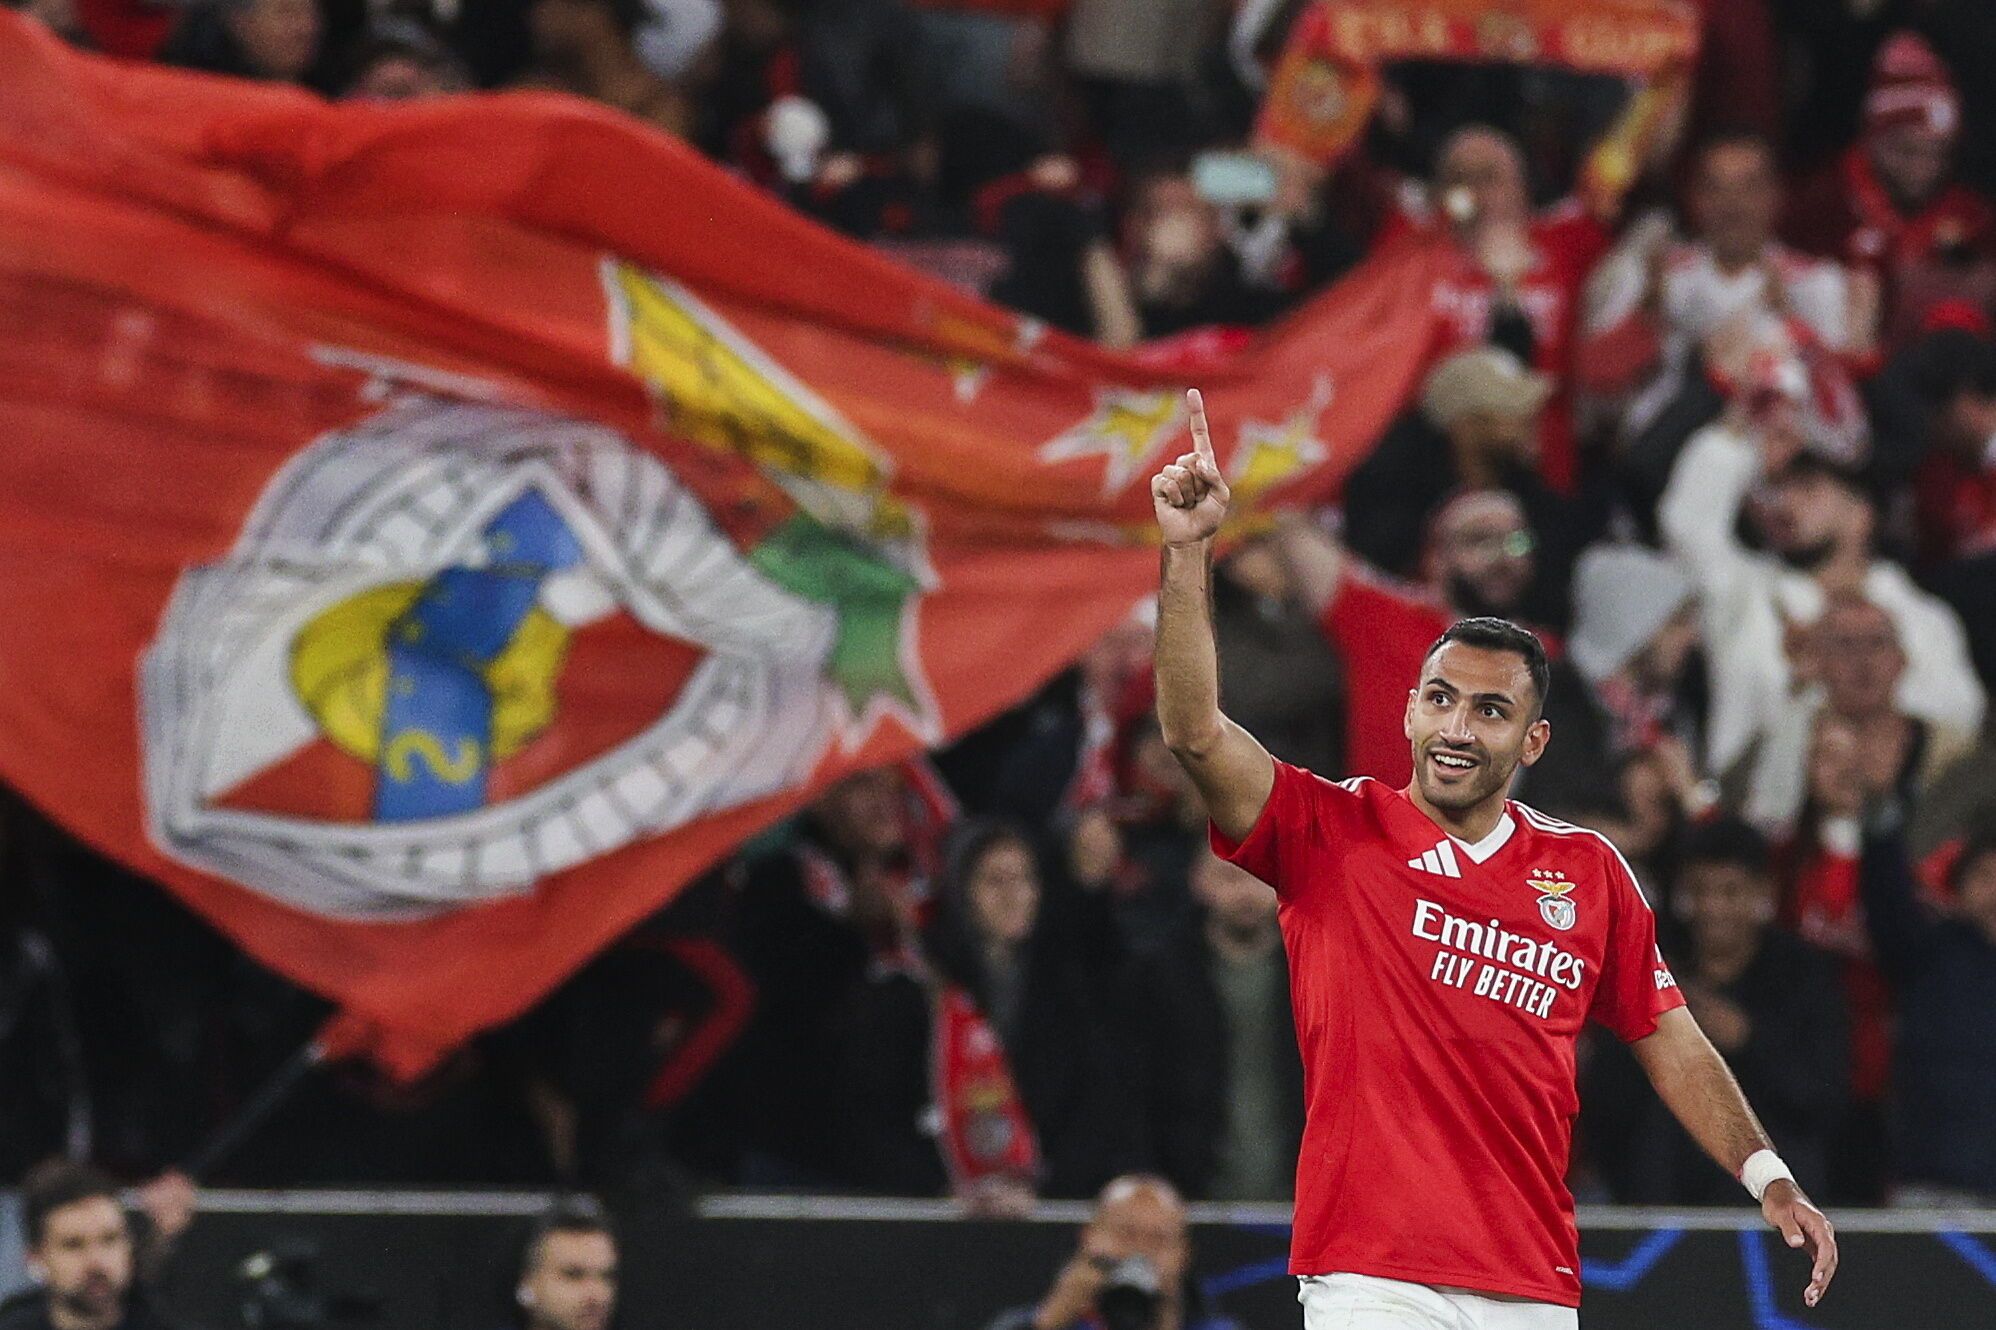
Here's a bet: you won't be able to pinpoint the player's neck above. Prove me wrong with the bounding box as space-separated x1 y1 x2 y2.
1404 784 1509 845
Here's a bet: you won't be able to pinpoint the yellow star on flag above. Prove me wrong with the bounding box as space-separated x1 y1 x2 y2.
1040 388 1186 495
1228 378 1334 508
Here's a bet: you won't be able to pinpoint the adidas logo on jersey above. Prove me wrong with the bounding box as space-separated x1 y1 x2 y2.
1407 840 1463 879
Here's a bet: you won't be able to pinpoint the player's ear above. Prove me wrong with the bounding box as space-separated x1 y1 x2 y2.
1518 716 1551 767
1403 688 1417 740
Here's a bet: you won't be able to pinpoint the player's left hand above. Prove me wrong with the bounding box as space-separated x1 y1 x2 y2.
1762 1179 1837 1307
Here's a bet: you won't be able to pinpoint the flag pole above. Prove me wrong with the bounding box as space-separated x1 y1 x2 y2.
181 1035 334 1179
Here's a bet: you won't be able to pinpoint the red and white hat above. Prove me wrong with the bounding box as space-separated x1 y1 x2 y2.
1865 31 1960 138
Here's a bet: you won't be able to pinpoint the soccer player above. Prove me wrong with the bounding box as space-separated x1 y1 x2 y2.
1149 390 1836 1328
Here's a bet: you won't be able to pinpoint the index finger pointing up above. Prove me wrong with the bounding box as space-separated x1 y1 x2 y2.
1186 388 1214 463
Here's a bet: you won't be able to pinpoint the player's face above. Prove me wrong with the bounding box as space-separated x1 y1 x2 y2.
1403 644 1549 811
522 1231 617 1330
31 1198 132 1324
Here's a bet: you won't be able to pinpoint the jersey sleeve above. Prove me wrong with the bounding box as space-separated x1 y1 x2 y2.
1587 843 1687 1043
1209 760 1351 902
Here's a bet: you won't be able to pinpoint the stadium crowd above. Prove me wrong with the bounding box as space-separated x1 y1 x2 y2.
5 0 1996 1259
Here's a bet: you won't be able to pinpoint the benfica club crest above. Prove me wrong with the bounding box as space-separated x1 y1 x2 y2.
139 259 950 922
1531 868 1577 932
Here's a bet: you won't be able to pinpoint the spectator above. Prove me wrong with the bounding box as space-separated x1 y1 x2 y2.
1911 328 1996 551
833 821 1121 1202
1276 495 1556 787
937 607 1152 826
1342 345 1607 618
339 19 472 101
1210 536 1344 779
1898 329 1996 607
1860 818 1996 1204
1585 820 1849 1204
1659 394 1985 784
706 766 933 1185
1386 125 1618 492
1105 714 1211 950
1119 168 1280 340
509 1199 617 1330
1743 596 1973 836
158 0 323 87
517 0 693 137
1520 544 1710 857
1116 845 1299 1202
1787 33 1996 350
984 1175 1242 1330
1587 132 1873 454
0 1161 181 1330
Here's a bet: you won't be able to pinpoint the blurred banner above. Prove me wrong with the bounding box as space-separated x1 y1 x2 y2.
1257 0 1700 177
0 14 1446 1075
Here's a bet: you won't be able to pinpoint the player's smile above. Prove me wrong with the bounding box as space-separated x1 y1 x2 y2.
1427 747 1481 780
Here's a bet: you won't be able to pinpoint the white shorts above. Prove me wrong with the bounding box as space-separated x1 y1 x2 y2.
1299 1273 1578 1330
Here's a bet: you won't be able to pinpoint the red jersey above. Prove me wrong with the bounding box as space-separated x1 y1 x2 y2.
1214 765 1685 1306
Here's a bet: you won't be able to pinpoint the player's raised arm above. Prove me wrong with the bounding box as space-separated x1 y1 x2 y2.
1152 389 1275 844
1631 1007 1839 1307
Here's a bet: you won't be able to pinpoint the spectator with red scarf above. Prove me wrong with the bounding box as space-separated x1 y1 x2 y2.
831 820 1126 1205
703 765 949 1186
1787 33 1996 352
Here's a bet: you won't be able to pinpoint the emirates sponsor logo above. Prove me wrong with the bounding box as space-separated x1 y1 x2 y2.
1412 898 1585 1021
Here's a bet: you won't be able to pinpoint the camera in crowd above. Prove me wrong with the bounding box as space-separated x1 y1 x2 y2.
236 1241 380 1330
1092 1253 1164 1330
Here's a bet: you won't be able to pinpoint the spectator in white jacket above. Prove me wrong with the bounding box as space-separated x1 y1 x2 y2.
1660 403 1985 785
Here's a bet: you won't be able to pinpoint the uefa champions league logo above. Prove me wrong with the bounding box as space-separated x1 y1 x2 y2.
140 396 929 920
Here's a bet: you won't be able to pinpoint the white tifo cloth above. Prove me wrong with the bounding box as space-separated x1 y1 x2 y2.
1300 1273 1577 1330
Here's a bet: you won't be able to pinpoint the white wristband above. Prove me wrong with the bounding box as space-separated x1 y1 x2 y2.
1740 1149 1795 1201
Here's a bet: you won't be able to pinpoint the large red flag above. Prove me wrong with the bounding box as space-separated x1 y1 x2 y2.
0 14 1448 1076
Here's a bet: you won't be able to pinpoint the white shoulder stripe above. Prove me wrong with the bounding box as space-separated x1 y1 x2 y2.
1335 776 1371 794
1514 802 1655 910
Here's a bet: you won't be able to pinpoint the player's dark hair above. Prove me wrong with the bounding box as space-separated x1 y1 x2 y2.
21 1158 123 1248
1677 816 1774 880
1422 618 1551 720
517 1196 615 1284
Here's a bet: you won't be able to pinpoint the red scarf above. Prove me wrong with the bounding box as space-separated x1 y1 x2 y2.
930 984 1041 1189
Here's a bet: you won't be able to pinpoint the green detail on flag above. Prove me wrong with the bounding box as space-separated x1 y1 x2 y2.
749 516 921 713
